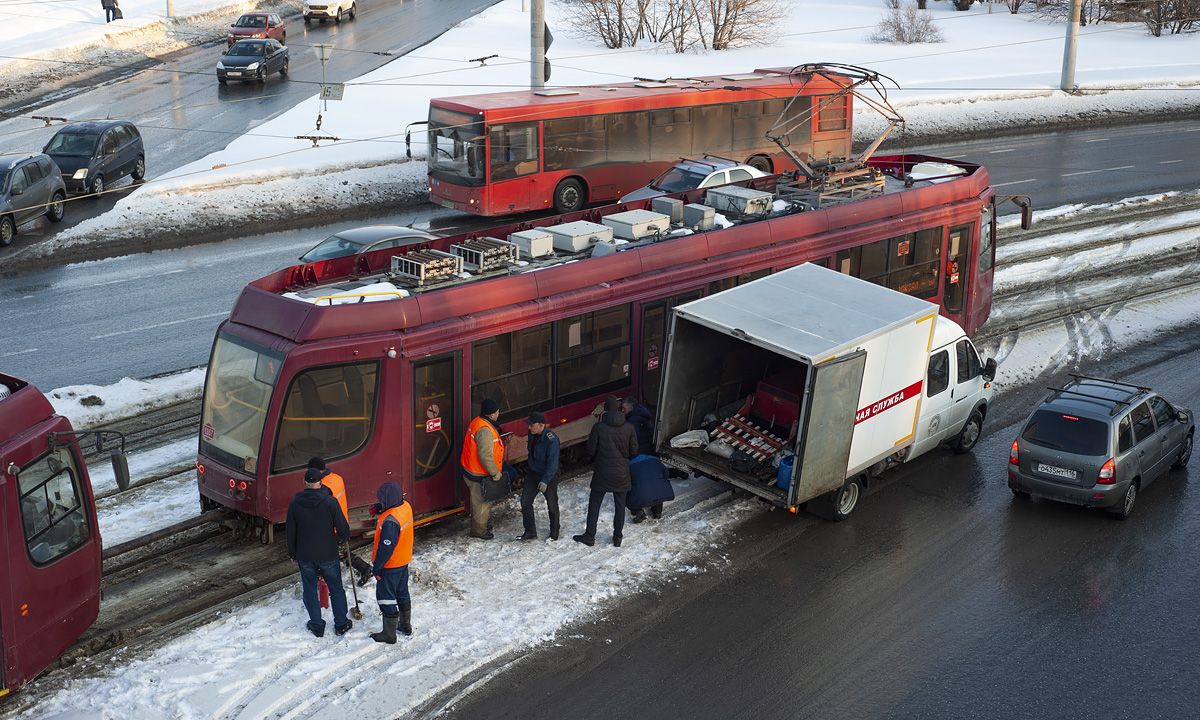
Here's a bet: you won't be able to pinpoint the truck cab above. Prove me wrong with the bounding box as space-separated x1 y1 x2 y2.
908 316 995 458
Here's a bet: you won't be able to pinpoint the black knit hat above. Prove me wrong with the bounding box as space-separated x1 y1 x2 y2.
481 398 500 415
307 457 326 470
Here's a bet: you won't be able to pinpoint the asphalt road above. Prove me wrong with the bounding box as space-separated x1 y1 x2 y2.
433 328 1200 720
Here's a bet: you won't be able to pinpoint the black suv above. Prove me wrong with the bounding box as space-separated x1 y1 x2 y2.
0 153 67 246
1008 375 1194 519
43 120 145 195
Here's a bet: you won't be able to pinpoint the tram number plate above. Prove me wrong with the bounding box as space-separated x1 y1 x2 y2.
1037 463 1076 480
203 423 215 440
426 417 442 433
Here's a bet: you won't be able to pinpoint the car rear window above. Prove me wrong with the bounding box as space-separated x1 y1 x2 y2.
1021 409 1109 456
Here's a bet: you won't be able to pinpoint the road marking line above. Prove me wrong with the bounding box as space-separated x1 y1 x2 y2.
1161 159 1184 164
993 179 1037 187
1061 165 1134 177
90 312 228 340
1085 138 1109 143
0 348 38 359
989 149 1016 154
86 269 187 289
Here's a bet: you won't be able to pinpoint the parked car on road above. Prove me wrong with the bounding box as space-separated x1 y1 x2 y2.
43 120 145 196
298 225 438 263
304 0 356 24
218 39 289 85
227 12 286 46
623 157 769 201
0 153 67 246
1008 375 1194 519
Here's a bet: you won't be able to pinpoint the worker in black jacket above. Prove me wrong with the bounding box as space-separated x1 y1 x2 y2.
286 468 352 637
574 395 639 548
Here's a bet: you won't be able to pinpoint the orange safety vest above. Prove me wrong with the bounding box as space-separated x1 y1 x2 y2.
321 472 349 522
460 416 503 477
371 502 413 569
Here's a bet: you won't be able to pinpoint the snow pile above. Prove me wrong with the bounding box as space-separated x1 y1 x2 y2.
45 367 206 429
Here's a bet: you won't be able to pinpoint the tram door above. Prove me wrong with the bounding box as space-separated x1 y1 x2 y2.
640 290 701 410
411 353 460 515
942 223 973 329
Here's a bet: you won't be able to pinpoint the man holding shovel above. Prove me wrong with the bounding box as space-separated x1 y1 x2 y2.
286 468 353 637
368 481 414 644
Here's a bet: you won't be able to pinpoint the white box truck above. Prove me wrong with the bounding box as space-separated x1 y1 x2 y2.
655 263 996 520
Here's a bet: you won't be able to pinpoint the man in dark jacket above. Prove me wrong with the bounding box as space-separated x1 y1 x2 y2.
574 395 639 548
627 453 675 523
286 468 352 637
518 410 560 541
620 396 655 456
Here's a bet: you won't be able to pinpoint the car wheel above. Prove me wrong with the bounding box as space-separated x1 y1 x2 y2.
0 216 14 247
553 178 585 214
257 69 266 84
46 191 66 222
747 155 772 173
952 410 984 454
304 15 311 24
349 2 356 19
807 477 862 521
1110 481 1137 520
132 156 146 182
1172 431 1193 469
335 7 342 23
91 174 104 196
280 32 286 45
280 57 289 77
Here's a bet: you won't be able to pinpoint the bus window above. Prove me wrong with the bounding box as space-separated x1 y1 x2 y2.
693 105 733 156
489 123 539 182
817 94 849 133
607 111 650 164
427 107 485 186
556 304 632 405
471 323 553 423
19 449 89 565
651 108 693 159
733 99 788 151
272 362 379 473
544 116 606 171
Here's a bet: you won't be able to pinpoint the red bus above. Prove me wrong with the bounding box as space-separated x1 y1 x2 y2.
423 66 853 216
197 153 999 540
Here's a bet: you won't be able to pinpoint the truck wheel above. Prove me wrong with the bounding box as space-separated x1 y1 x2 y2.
952 409 984 454
807 477 862 521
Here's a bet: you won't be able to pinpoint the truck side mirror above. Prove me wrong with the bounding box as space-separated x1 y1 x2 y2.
983 358 997 381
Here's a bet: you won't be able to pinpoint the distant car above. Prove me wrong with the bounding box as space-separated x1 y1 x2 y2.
298 225 438 263
623 157 769 201
304 0 356 24
218 39 289 85
43 120 145 196
0 153 66 246
227 12 286 46
1008 376 1194 519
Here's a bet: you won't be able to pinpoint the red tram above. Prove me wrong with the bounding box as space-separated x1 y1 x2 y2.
1 373 101 697
197 154 998 538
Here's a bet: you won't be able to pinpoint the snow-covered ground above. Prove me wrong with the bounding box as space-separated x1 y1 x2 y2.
8 0 1200 717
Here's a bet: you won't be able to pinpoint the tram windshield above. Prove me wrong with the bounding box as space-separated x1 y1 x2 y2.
200 331 284 474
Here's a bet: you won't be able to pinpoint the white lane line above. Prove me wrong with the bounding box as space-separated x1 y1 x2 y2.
1161 159 1184 164
1085 138 1110 143
0 348 39 359
1061 165 1135 177
85 269 188 289
989 149 1016 154
90 312 229 340
993 179 1037 187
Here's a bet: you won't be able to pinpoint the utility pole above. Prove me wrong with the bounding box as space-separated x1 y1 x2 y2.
531 0 545 90
1060 0 1081 93
166 0 175 19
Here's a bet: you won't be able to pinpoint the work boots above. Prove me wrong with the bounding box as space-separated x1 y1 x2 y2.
400 603 413 637
371 615 399 644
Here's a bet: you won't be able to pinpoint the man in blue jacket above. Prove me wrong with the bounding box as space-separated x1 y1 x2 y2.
628 453 674 523
518 410 561 541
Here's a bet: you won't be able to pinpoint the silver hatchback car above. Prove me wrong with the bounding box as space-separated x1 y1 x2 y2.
1008 376 1194 519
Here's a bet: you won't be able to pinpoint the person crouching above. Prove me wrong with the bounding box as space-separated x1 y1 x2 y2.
369 481 414 643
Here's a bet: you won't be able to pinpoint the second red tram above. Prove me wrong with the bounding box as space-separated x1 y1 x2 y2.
197 154 998 537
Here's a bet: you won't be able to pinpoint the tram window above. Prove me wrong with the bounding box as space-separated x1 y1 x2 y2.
555 304 633 405
836 228 942 300
558 305 630 358
472 323 553 422
272 362 379 473
927 350 950 397
19 449 89 566
707 268 771 296
556 345 632 406
979 206 995 273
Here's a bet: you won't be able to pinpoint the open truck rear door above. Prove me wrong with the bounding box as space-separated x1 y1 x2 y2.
787 350 866 508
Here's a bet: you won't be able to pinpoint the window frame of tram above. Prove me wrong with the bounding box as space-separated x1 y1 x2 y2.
413 355 458 483
835 227 943 300
18 448 90 566
945 222 974 314
642 290 702 410
271 361 380 474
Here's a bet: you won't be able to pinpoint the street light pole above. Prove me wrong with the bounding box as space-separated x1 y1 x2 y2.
531 0 545 90
166 0 175 19
1060 0 1081 93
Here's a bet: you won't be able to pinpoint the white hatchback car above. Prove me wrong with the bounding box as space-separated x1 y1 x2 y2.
304 0 356 23
624 157 769 201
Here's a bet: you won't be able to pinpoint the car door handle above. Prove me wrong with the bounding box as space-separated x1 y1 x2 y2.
1139 451 1146 457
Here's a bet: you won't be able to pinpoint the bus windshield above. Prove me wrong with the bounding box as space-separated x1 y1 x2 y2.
200 331 284 474
427 106 485 188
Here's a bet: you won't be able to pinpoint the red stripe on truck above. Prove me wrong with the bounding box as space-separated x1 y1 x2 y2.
855 380 924 425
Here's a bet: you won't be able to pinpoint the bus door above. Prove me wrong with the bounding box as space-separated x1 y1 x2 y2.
640 290 701 410
942 223 973 329
488 123 540 214
411 353 460 515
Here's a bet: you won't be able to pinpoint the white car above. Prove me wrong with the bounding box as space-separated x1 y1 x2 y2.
624 157 769 201
304 0 356 24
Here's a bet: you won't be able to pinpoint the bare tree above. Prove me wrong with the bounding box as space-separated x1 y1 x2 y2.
868 2 946 42
1003 0 1030 11
557 0 640 48
1031 0 1117 25
694 0 790 50
557 0 791 52
1114 0 1198 35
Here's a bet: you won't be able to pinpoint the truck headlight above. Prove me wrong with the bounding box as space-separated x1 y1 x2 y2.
73 169 88 179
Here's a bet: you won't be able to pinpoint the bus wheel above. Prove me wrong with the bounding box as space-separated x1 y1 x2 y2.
747 156 772 173
554 178 585 214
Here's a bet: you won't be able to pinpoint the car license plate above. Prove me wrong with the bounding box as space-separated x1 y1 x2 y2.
227 71 241 77
1037 463 1077 480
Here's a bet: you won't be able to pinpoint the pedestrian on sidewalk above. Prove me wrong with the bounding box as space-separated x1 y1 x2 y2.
627 453 674 523
368 481 414 643
460 398 514 540
574 395 638 548
286 468 353 637
517 410 560 541
101 0 119 23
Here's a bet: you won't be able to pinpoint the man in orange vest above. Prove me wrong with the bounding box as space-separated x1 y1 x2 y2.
309 457 372 585
368 480 413 643
459 398 512 540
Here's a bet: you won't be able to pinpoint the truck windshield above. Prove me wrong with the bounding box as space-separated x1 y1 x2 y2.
427 106 485 188
200 331 284 474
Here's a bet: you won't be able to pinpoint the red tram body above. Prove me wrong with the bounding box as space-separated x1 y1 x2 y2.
0 374 102 697
197 154 997 536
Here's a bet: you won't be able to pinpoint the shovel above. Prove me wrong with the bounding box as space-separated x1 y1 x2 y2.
345 540 364 620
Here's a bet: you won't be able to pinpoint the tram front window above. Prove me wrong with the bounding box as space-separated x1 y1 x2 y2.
201 332 283 475
19 448 89 565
